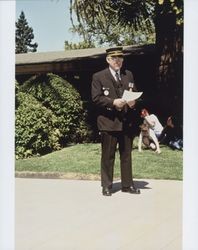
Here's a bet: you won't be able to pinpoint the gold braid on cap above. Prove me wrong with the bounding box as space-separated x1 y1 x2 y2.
106 47 123 57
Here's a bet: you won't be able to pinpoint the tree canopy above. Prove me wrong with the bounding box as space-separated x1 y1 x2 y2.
69 0 156 47
69 0 183 48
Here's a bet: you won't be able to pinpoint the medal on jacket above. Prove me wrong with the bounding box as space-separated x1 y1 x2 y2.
103 87 109 96
128 82 134 91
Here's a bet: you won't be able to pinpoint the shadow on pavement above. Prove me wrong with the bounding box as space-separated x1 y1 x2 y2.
111 180 151 194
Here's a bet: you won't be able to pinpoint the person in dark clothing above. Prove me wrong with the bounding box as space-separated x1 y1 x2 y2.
91 46 140 196
159 116 183 150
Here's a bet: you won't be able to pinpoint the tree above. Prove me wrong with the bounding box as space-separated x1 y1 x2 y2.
65 40 95 50
16 11 38 53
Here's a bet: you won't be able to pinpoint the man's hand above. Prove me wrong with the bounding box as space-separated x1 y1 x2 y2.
127 100 136 108
113 98 126 110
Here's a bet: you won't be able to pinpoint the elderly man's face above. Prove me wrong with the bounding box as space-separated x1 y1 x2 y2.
106 56 124 71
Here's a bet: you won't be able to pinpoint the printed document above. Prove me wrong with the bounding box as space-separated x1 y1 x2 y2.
122 90 143 102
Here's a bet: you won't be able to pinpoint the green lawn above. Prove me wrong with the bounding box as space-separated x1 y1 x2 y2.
15 140 183 180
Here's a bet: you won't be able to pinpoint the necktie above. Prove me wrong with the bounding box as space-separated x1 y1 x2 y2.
115 71 128 113
115 71 121 81
115 71 123 98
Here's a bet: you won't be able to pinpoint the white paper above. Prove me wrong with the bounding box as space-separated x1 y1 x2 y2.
122 90 143 102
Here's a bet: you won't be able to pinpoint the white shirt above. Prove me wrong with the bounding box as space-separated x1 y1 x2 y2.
109 67 121 81
144 114 163 136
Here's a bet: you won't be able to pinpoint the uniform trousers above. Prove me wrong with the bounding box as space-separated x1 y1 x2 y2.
100 131 134 188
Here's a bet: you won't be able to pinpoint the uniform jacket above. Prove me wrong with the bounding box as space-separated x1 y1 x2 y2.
91 67 138 132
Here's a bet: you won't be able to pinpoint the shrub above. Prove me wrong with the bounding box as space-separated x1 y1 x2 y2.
19 73 91 145
15 92 61 159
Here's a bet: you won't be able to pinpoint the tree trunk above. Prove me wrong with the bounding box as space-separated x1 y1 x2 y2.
154 2 183 121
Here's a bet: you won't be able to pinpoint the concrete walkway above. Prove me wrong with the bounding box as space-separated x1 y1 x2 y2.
16 178 182 250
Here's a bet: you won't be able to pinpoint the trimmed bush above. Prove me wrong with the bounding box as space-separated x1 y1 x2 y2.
15 92 61 159
19 73 91 144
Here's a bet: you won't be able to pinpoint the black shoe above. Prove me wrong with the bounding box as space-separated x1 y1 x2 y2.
102 187 112 196
121 186 140 194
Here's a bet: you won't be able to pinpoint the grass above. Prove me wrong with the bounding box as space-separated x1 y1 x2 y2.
15 139 183 180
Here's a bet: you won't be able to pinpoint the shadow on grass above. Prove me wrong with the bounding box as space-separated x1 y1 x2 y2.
111 180 151 194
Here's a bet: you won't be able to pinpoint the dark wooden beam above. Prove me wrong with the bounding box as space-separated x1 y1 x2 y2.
16 58 107 75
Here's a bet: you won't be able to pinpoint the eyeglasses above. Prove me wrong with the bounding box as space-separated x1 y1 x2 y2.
108 56 124 61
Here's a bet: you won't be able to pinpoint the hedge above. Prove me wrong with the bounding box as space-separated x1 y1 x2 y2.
19 73 91 144
15 92 61 159
15 74 92 158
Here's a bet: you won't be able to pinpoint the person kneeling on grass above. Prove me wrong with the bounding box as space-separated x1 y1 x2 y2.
138 121 161 154
138 108 163 154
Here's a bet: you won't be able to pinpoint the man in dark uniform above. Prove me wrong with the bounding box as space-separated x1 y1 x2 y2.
91 46 140 196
